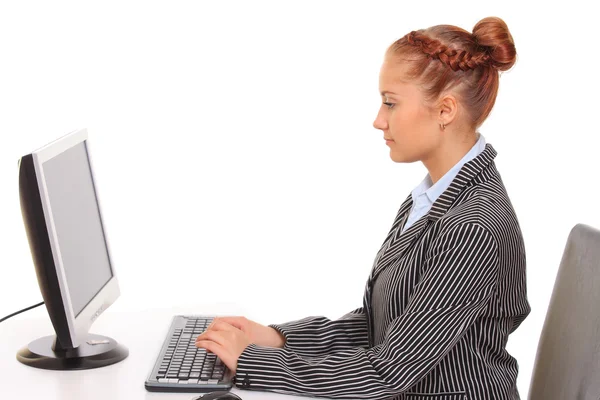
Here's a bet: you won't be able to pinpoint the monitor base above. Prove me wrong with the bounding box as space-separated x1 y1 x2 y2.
16 333 128 370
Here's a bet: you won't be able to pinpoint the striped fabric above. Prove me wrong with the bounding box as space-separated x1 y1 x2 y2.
234 143 531 400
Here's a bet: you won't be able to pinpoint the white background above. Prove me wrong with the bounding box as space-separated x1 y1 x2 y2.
1 0 597 397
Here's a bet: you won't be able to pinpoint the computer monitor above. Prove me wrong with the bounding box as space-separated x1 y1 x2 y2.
16 128 128 370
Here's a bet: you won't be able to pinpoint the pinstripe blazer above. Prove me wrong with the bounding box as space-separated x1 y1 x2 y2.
234 143 531 400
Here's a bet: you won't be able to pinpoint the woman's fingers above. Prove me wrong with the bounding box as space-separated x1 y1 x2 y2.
195 321 252 375
195 328 245 374
205 316 246 332
195 340 237 372
195 329 229 347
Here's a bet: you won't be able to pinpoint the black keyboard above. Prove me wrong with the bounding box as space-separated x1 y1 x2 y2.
145 315 234 392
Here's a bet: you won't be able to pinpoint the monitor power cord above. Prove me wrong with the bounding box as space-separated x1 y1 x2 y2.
0 301 45 323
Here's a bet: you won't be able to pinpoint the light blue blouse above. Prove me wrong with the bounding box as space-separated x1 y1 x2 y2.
401 132 487 233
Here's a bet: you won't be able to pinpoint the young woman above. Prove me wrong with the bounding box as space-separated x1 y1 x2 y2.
196 16 531 400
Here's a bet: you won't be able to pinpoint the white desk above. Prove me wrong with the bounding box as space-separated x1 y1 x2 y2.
0 306 319 400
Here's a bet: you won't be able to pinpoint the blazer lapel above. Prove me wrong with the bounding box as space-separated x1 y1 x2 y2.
369 210 429 283
379 192 413 248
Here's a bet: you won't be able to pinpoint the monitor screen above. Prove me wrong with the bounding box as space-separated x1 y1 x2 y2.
42 141 113 317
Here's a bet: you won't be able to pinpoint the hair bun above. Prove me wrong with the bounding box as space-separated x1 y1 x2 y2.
472 17 516 71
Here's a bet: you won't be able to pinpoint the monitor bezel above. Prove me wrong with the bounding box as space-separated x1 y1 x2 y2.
30 128 120 348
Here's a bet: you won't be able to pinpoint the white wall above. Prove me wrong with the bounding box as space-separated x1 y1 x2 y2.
1 0 597 397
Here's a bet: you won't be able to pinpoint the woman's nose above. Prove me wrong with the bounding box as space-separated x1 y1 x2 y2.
373 114 387 131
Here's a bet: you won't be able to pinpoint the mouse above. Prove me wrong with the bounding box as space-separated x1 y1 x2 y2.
192 391 242 400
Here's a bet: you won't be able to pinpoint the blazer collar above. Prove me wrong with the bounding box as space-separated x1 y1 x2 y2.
427 142 497 222
386 142 498 243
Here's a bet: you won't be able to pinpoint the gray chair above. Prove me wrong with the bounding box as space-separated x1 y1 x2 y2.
528 223 600 399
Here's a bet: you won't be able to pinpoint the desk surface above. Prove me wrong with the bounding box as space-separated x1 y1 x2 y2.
0 306 318 400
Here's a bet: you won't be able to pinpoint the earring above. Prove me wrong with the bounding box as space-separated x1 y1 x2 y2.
440 122 446 130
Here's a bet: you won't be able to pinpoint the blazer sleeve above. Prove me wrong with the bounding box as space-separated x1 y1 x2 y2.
234 223 500 399
267 307 369 358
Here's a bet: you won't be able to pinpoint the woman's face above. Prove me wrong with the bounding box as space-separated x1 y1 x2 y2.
373 58 442 163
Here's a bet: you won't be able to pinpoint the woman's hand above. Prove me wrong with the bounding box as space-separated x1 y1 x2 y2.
206 316 286 348
194 317 286 373
194 320 251 373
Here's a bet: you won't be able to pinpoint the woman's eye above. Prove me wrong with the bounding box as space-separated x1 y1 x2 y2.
383 102 395 109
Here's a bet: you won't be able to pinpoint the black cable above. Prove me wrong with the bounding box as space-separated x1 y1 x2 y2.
0 301 45 323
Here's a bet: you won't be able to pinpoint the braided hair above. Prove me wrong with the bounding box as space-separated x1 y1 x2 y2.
386 17 516 129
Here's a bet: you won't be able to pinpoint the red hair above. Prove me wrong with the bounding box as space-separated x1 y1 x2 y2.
386 17 517 130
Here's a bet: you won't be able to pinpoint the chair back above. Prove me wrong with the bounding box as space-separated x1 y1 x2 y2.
529 223 600 399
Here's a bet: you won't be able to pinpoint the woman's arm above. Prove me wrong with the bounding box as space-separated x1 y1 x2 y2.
234 223 499 399
268 307 369 358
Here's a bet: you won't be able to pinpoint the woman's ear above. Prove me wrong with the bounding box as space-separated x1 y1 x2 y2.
438 94 458 126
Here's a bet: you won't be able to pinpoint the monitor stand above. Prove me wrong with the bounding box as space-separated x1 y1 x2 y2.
16 334 129 370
